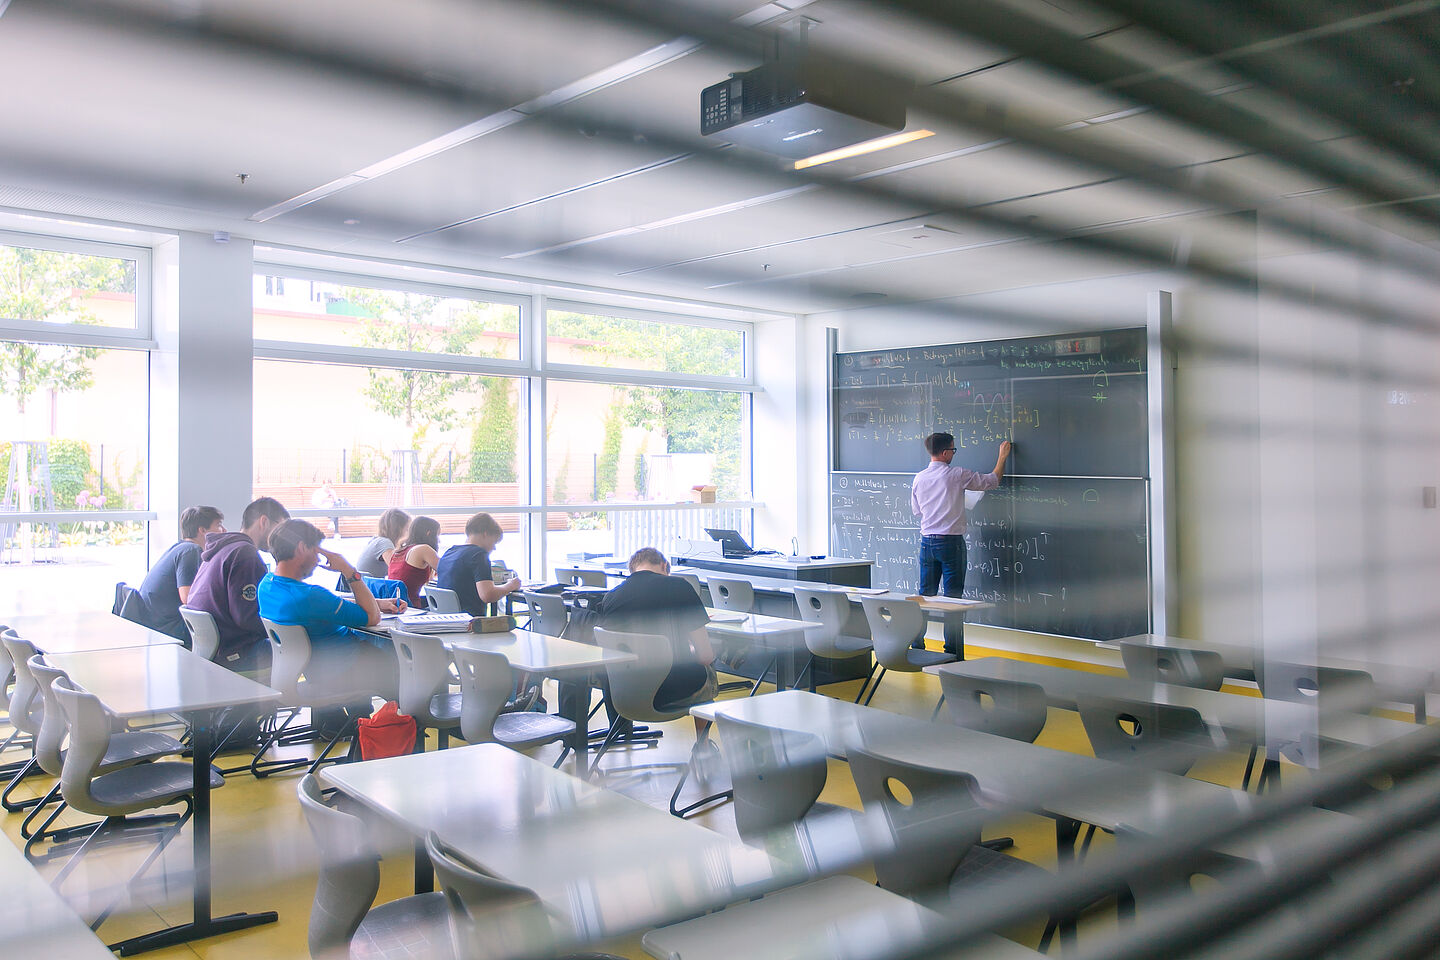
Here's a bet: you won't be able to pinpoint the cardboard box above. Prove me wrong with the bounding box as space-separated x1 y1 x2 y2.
690 484 717 503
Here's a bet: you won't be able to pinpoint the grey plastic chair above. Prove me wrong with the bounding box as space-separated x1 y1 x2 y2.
452 647 574 756
392 629 462 751
858 597 957 706
1075 694 1216 777
791 587 873 694
673 572 707 603
706 577 754 613
424 586 462 614
178 606 221 661
425 831 557 960
1118 642 1225 691
1256 661 1377 712
714 713 833 843
592 627 726 816
0 631 47 813
49 675 222 928
521 592 568 638
555 566 607 587
938 671 1049 743
848 746 1060 950
254 619 381 778
297 774 453 960
23 656 183 861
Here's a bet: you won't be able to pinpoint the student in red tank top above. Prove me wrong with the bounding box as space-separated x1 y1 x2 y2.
387 516 441 605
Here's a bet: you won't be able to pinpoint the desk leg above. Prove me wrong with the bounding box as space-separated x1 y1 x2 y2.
1415 696 1427 725
414 837 434 893
558 678 589 777
1053 817 1080 951
108 708 278 956
942 612 965 659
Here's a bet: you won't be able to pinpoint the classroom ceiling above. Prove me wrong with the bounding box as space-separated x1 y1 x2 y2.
1 0 1438 315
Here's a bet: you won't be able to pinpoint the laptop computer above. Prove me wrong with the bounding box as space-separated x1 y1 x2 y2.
704 528 756 558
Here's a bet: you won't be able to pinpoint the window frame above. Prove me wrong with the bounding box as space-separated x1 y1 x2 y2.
542 298 754 388
0 229 155 347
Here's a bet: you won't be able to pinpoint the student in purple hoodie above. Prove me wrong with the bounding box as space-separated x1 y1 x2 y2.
186 496 290 674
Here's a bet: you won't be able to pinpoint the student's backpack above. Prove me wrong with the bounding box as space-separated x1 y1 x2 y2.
356 701 416 760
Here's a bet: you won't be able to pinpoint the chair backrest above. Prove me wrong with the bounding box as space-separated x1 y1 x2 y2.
593 626 677 724
425 831 554 960
938 671 1049 743
1075 694 1215 776
452 647 514 744
673 572 707 603
521 592 568 639
1256 661 1377 713
848 747 985 896
27 656 69 777
707 577 754 613
1118 642 1225 691
425 586 462 613
391 629 453 726
50 676 113 816
554 566 606 587
178 606 221 661
1 631 42 736
0 628 16 695
296 774 381 959
262 618 314 702
859 597 928 669
112 581 144 622
791 587 854 658
715 714 829 843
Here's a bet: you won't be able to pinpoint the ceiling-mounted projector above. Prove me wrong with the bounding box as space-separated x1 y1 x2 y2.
701 57 911 159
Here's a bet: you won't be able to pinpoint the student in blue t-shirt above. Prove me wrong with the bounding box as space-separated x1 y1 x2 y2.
258 519 405 700
436 512 521 616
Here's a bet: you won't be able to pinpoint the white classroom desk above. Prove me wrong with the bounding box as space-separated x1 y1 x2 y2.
1103 632 1432 723
0 831 114 959
691 690 1361 867
931 658 1421 755
6 610 181 653
322 742 802 951
43 644 281 955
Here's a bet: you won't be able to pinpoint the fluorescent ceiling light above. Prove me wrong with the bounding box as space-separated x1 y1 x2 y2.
794 129 935 170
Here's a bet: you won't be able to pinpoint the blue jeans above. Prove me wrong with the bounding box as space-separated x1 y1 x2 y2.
919 534 968 599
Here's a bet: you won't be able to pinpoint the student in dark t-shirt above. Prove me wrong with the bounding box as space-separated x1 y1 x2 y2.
599 547 716 713
136 505 225 640
436 512 521 616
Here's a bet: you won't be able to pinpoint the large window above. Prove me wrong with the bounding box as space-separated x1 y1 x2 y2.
255 265 754 580
0 234 153 612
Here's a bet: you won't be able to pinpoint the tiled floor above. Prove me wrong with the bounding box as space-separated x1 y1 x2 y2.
0 644 1265 959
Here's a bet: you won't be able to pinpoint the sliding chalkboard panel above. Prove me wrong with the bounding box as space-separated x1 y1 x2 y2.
831 327 1151 641
830 473 1150 641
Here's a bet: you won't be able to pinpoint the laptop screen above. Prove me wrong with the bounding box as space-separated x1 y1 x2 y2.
703 528 753 556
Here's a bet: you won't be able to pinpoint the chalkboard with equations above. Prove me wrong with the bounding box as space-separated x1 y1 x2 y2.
830 327 1151 641
830 473 1150 640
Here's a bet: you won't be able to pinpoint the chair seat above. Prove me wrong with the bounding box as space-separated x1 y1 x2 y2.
351 891 454 960
829 635 874 656
902 648 958 671
494 712 576 750
98 730 185 772
948 844 1050 895
86 761 223 814
426 692 463 727
295 678 377 709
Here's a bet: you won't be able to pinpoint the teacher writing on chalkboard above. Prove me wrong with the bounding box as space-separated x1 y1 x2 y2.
911 433 1012 630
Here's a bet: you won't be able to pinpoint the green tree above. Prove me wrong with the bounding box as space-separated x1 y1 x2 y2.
0 246 128 413
468 378 517 482
595 403 624 500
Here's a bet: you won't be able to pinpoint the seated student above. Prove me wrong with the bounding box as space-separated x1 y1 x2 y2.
355 507 410 579
135 505 224 640
386 516 441 606
599 547 716 718
436 512 521 617
259 519 403 700
186 496 290 674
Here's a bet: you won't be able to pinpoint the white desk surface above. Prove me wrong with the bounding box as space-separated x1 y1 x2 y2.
5 611 182 653
44 645 280 719
932 658 1419 750
1104 633 1432 701
443 629 636 677
322 743 797 943
704 609 827 644
0 836 115 959
691 690 1359 865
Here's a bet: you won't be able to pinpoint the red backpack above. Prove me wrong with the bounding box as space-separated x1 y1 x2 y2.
356 701 416 760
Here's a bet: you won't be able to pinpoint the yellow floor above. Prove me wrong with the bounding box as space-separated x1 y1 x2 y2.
0 642 1284 959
